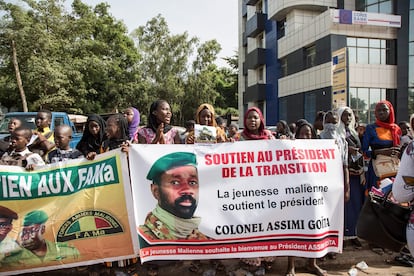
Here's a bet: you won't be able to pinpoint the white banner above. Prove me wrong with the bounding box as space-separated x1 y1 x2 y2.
129 140 344 262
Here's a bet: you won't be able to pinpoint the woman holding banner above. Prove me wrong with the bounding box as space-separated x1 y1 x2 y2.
286 120 328 276
235 107 275 274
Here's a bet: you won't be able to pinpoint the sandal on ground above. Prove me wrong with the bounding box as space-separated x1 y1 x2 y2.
306 265 328 276
147 264 158 276
371 247 384 255
189 261 203 273
210 260 225 271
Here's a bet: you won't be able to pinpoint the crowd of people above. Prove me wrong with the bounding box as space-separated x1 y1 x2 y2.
1 99 414 275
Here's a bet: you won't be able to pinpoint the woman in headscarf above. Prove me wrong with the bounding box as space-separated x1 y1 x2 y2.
186 103 227 144
137 99 180 144
337 107 365 249
237 107 275 274
362 100 402 255
76 114 107 160
275 119 294 139
239 107 274 141
123 107 140 142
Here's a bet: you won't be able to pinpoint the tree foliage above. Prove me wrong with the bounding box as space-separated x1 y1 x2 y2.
0 0 238 125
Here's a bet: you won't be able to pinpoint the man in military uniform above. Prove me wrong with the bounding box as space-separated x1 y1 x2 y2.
16 210 80 265
0 206 23 266
139 152 210 240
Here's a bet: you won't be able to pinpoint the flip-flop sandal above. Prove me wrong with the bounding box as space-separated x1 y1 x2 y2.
371 247 384 255
147 265 158 276
189 261 203 273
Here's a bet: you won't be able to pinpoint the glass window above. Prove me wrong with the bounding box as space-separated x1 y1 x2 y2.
381 49 386 65
410 10 414 41
410 56 414 87
367 0 378 5
367 5 378 13
357 48 369 63
369 48 381 64
379 1 392 14
357 38 369 47
369 39 380 48
304 93 316 123
348 47 357 64
349 88 358 109
409 88 414 116
358 88 369 109
279 98 287 120
409 42 414 56
347 37 357 47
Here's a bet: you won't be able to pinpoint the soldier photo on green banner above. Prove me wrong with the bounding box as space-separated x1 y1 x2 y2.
4 210 80 267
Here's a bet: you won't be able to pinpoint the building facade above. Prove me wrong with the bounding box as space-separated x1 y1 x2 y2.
238 0 413 126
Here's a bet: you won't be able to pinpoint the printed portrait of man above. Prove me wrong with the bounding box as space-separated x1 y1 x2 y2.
0 206 23 267
17 210 80 265
139 152 210 240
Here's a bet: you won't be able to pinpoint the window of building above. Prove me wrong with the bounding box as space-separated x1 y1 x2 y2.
304 93 316 123
256 0 263 13
363 0 394 14
277 18 287 39
304 45 316 68
257 66 265 83
257 33 264 48
347 37 389 64
349 87 386 123
279 98 287 121
280 58 287 77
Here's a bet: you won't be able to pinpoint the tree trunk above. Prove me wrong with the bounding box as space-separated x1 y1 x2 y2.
11 40 28 112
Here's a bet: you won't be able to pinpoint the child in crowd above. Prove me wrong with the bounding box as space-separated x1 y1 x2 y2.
227 122 240 141
0 117 22 157
28 110 55 159
47 125 83 163
76 114 107 160
100 114 130 153
0 126 45 170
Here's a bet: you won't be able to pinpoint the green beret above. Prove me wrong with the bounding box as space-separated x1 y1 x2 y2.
23 210 48 226
146 152 197 184
0 206 18 220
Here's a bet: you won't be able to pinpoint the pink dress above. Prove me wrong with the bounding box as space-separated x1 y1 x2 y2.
137 127 178 144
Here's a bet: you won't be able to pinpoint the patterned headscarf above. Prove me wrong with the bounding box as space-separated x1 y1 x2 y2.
375 100 401 146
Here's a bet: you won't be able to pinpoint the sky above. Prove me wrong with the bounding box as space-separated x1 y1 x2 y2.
78 0 239 68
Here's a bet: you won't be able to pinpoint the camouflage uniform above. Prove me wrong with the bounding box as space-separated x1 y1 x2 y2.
2 239 79 267
139 212 210 240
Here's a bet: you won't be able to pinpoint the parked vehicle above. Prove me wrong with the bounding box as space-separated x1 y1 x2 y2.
0 112 83 148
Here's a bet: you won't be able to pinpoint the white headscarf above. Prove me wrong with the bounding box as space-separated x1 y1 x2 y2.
337 106 358 141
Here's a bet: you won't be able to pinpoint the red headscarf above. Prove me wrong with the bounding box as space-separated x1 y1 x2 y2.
375 100 401 146
242 107 271 140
